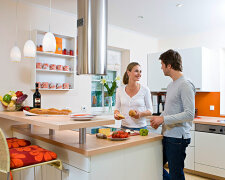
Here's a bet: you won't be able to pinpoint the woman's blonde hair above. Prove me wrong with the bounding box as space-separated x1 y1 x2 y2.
123 62 140 84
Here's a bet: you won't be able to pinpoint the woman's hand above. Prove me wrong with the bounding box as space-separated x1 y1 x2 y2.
114 113 121 120
132 110 142 119
114 110 124 120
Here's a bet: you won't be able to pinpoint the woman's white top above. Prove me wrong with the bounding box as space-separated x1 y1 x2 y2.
115 84 153 128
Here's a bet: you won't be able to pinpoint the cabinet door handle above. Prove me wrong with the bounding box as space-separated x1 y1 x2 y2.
161 88 167 90
209 128 216 131
195 88 201 90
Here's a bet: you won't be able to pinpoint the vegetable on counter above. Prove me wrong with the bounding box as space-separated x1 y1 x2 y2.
16 94 28 104
0 91 28 111
139 129 149 136
15 91 23 97
112 130 129 138
96 133 107 139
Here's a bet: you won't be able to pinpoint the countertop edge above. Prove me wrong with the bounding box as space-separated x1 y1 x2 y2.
12 125 163 156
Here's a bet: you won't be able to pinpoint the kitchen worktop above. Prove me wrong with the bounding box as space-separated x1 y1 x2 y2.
0 111 115 130
12 124 163 156
194 116 225 126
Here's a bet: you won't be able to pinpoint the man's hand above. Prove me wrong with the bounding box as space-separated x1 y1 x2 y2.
150 116 164 129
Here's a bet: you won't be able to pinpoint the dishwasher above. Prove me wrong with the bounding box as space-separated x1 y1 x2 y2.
195 123 225 134
195 123 225 178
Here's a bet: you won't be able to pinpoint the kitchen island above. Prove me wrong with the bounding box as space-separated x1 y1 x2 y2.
0 112 163 180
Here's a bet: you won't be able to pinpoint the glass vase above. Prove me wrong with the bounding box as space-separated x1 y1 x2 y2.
108 96 113 113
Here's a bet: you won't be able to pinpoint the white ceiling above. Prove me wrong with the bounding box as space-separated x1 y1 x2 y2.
22 0 225 39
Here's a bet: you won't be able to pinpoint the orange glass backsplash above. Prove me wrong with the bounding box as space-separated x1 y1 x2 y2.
195 92 224 117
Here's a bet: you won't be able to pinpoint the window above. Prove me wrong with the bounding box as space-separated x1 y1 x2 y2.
91 49 121 112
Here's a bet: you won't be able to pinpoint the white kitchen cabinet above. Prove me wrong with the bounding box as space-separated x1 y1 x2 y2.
147 47 220 92
31 30 76 91
147 52 172 91
178 47 220 92
195 131 225 177
184 146 194 170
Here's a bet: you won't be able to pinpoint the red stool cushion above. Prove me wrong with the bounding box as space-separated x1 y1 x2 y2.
7 138 31 149
9 145 57 169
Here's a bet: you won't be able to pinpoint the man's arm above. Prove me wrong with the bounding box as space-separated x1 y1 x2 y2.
163 82 195 125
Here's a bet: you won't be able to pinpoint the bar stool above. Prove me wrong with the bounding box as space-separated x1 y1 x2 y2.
0 128 62 180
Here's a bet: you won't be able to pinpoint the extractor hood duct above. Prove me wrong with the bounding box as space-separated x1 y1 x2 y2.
77 0 108 75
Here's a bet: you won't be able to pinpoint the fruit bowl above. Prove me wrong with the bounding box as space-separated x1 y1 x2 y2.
0 91 28 112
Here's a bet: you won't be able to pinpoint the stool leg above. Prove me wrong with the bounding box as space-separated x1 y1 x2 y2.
6 172 10 180
34 167 36 180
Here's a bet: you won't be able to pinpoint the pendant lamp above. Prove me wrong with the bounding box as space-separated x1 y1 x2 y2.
42 0 56 53
24 25 36 58
10 46 21 62
10 0 21 62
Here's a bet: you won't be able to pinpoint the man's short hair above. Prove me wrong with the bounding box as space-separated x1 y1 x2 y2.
159 49 183 71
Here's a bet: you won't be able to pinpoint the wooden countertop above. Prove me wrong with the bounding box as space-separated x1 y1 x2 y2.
12 125 163 156
0 111 115 130
194 116 225 126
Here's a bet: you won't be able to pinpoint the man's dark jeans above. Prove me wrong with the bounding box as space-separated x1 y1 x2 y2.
163 136 191 180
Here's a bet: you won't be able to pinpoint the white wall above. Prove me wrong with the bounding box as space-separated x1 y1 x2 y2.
158 28 225 51
0 0 158 112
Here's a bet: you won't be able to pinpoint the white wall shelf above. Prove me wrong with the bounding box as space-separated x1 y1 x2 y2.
31 30 76 91
36 69 74 74
37 51 75 59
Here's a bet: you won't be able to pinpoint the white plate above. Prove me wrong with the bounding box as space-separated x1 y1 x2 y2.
70 113 95 121
108 137 129 141
71 117 93 121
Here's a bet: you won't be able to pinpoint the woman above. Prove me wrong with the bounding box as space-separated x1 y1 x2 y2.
114 62 153 131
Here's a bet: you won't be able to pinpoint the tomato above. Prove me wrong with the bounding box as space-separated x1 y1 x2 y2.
23 106 30 111
120 134 125 138
15 91 23 97
116 134 120 138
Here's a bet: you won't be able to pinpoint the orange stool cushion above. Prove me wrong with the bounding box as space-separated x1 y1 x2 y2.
7 138 31 149
9 145 57 169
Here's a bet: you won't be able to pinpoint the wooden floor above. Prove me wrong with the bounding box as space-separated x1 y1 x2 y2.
185 172 210 180
165 168 210 180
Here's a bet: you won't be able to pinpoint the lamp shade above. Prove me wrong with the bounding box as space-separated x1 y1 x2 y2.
10 46 21 62
42 32 56 52
23 40 36 58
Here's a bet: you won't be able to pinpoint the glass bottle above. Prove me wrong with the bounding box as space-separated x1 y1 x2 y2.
33 83 41 108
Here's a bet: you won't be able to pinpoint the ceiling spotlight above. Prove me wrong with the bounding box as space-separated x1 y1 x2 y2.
176 3 183 7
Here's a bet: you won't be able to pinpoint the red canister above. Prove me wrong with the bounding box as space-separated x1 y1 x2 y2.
42 63 49 70
41 82 49 89
56 83 62 89
56 65 63 71
36 63 42 69
63 65 69 71
63 49 67 55
69 50 74 56
49 82 56 89
63 83 69 89
49 64 56 70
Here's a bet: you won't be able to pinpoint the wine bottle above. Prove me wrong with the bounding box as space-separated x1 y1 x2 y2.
33 83 41 108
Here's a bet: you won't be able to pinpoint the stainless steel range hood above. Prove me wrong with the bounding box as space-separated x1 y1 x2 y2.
77 0 108 75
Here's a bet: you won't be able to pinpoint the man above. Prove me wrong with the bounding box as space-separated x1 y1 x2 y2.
150 49 195 180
